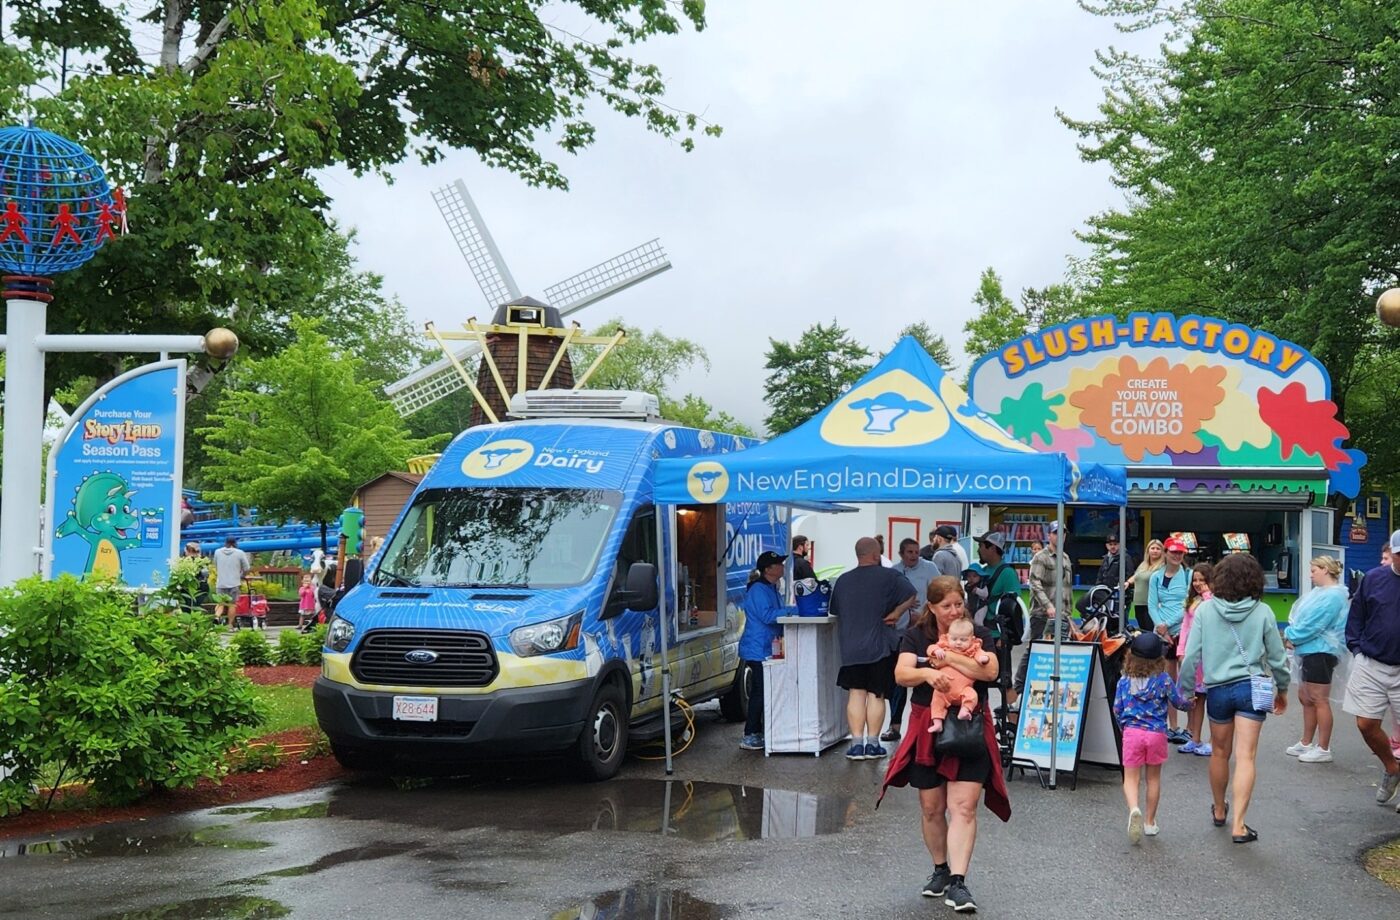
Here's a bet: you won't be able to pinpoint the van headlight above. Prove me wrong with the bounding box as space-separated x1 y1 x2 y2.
509 612 583 657
327 616 356 652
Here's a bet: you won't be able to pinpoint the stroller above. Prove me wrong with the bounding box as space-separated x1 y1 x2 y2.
233 581 269 630
1071 585 1131 693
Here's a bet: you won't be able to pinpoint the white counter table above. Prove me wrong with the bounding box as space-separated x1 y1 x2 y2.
762 615 849 755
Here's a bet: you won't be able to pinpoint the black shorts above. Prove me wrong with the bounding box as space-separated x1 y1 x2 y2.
1163 631 1179 660
837 655 896 696
1301 653 1339 685
907 747 993 789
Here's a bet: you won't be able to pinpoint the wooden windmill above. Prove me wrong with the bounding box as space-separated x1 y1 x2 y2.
384 180 671 425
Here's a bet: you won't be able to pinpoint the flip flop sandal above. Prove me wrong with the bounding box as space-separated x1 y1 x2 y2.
1232 826 1258 844
1211 802 1228 827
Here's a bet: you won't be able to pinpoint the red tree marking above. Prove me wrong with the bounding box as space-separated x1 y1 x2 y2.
1257 382 1350 469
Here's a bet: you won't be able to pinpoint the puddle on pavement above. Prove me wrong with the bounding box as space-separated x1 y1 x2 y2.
255 840 424 879
98 894 290 920
329 779 854 843
212 803 329 823
0 824 271 858
550 886 728 920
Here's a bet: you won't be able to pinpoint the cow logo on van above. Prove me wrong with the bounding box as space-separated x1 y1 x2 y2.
461 439 535 479
819 369 949 448
687 460 729 503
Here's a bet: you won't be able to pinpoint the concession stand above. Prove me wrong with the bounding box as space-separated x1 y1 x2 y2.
967 313 1364 619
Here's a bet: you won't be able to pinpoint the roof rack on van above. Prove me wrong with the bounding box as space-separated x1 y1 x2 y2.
508 389 662 421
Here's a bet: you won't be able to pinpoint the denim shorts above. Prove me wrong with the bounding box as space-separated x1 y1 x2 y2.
1206 677 1266 724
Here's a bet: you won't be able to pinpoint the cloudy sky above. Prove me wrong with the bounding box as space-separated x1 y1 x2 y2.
324 2 1162 432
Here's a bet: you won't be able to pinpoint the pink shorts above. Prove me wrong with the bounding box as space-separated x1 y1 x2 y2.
1121 727 1169 767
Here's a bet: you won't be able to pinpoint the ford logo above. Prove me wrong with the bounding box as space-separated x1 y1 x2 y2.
404 649 439 664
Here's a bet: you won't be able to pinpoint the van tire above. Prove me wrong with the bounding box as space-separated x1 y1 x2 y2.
330 741 383 772
571 683 629 781
718 663 751 723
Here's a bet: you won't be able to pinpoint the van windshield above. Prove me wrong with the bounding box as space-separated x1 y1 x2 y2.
374 488 622 589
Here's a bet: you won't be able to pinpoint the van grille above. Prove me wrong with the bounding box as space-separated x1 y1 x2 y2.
351 629 498 688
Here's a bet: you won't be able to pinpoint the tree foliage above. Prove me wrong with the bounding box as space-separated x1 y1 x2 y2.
961 268 1091 382
2 0 716 405
892 321 954 370
1066 0 1400 490
763 322 873 435
198 319 442 543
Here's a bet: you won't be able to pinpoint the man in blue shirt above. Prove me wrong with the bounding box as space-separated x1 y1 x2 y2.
1344 529 1400 809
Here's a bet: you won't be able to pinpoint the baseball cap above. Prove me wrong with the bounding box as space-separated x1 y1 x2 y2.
934 525 958 540
978 531 1006 552
1047 522 1060 535
756 551 788 570
1390 530 1400 554
1129 631 1165 660
1105 533 1120 544
1164 538 1188 554
963 562 987 577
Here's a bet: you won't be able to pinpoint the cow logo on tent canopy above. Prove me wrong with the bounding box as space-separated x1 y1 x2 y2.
461 439 535 479
820 369 950 448
687 460 729 503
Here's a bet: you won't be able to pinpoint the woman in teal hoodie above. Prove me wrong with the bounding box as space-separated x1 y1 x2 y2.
1178 553 1289 844
1282 557 1349 762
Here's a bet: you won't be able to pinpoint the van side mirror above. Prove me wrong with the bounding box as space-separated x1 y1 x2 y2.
604 562 659 619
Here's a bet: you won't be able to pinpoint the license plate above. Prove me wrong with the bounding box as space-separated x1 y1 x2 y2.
392 695 438 722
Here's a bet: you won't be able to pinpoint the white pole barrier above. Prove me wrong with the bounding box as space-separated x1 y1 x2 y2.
0 295 50 586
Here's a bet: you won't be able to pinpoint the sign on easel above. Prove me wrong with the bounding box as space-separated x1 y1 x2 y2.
1010 641 1122 784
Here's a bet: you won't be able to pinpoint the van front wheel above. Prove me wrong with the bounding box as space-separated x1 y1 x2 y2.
718 663 751 723
570 683 629 781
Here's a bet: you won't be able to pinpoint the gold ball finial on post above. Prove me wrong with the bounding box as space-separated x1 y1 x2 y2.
1377 288 1400 328
203 327 240 360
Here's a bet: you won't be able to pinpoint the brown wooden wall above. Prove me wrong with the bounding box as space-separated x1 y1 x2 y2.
470 334 575 428
358 476 421 541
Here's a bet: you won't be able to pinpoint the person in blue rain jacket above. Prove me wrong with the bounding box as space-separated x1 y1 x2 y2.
1148 537 1192 743
739 550 797 751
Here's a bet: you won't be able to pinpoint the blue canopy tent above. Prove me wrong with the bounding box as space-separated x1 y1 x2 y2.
655 336 1128 784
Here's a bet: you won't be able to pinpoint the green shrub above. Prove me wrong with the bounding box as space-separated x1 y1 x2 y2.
302 624 328 666
0 575 264 812
274 628 304 666
230 629 273 667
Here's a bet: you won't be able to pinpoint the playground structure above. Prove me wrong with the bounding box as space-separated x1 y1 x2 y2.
180 491 341 559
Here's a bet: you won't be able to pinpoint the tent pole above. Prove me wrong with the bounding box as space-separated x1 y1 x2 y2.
659 505 675 775
1118 506 1127 631
1050 501 1066 788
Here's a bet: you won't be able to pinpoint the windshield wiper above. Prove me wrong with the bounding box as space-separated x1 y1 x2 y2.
376 569 417 588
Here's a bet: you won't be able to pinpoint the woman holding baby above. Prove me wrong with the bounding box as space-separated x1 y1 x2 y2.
881 575 1010 914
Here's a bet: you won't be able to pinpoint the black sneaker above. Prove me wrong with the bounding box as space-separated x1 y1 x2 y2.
945 880 977 913
921 867 951 898
880 727 901 742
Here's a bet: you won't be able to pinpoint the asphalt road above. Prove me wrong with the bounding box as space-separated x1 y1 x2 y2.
2 696 1399 920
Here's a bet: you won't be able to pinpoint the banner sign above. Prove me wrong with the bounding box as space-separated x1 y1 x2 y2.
1011 641 1095 774
46 360 186 587
967 312 1366 499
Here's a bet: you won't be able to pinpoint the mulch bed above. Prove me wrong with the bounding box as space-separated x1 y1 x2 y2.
241 665 320 688
0 730 346 842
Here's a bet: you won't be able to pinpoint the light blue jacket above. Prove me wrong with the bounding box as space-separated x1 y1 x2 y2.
1284 585 1348 658
739 580 796 661
1148 565 1189 634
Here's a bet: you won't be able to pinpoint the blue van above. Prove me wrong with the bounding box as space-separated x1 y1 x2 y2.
313 404 787 780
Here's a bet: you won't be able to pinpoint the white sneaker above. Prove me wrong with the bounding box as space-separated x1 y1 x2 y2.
1298 747 1334 763
1127 807 1143 845
1285 741 1313 757
1143 823 1160 837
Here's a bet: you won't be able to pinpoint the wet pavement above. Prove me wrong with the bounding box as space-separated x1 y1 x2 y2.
3 697 1400 919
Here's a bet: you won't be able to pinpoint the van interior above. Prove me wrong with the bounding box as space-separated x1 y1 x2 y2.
675 505 721 635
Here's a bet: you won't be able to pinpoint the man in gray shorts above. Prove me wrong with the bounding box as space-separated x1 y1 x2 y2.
1343 528 1400 808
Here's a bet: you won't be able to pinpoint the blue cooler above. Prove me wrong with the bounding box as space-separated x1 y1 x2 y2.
794 579 830 617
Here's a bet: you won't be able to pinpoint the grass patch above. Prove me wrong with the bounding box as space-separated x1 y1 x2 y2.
1365 839 1400 892
252 684 317 736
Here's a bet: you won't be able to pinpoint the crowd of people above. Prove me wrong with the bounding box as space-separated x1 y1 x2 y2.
737 525 1400 914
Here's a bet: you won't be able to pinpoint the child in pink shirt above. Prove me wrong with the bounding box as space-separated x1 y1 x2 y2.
1175 563 1213 755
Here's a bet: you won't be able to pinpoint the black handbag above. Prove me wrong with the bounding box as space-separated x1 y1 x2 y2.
933 711 985 760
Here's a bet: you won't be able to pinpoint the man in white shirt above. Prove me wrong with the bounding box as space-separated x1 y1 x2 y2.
214 537 252 630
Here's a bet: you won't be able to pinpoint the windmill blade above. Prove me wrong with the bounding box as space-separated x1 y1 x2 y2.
384 343 482 416
544 239 671 318
433 179 522 307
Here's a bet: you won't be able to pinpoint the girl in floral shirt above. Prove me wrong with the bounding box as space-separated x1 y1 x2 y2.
1114 632 1195 844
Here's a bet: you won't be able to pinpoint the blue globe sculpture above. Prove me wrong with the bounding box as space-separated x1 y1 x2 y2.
0 125 119 278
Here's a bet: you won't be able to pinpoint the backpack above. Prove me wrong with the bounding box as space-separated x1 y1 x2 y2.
984 562 1028 646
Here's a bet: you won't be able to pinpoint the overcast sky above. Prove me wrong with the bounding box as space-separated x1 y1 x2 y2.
324 2 1162 432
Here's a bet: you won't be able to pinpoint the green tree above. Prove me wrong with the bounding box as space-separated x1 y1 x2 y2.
1066 0 1400 491
3 0 717 408
962 268 1028 369
892 321 954 371
661 394 756 438
198 319 442 548
763 322 873 435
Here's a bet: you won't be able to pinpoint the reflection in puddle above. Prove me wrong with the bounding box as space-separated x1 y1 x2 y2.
99 894 290 920
213 803 330 823
551 886 728 920
329 779 853 843
0 825 270 858
256 840 423 878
